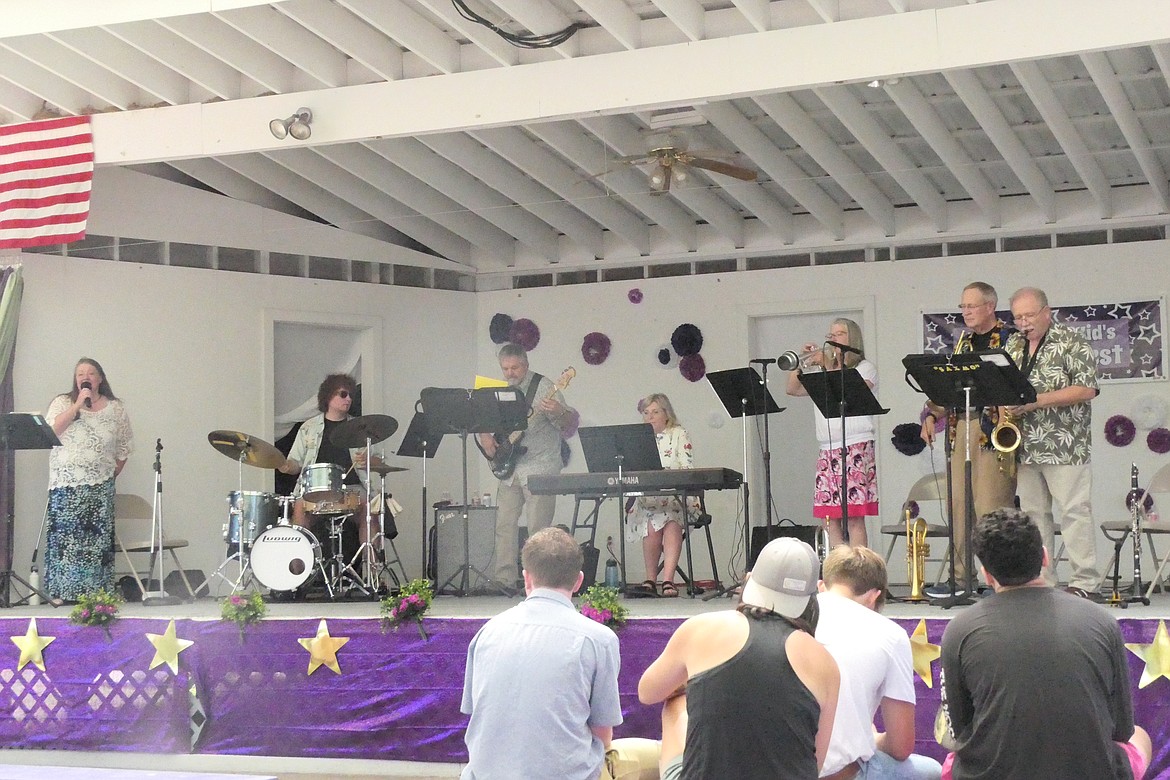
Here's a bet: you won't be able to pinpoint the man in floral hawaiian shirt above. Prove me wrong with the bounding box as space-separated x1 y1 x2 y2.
1004 287 1101 599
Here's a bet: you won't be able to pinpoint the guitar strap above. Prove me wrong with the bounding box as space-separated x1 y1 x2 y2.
522 372 545 412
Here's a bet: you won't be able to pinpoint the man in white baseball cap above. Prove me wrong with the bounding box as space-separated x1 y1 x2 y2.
637 537 840 780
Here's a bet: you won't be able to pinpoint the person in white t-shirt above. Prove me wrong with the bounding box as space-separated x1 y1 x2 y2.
786 317 878 547
815 544 941 780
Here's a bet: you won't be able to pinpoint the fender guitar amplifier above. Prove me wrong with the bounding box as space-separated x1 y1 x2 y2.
431 506 497 593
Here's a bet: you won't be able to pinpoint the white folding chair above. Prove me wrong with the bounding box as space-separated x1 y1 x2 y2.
880 472 953 586
115 494 199 599
1097 463 1170 599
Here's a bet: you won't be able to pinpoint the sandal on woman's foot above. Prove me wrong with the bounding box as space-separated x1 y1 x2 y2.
659 581 679 598
635 579 658 596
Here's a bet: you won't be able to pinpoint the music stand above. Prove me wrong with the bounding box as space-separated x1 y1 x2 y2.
0 414 59 607
396 409 444 586
420 387 527 595
705 367 784 593
799 368 888 540
903 350 1034 607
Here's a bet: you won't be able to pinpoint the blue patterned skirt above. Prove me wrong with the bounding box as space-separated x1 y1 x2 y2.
45 479 116 600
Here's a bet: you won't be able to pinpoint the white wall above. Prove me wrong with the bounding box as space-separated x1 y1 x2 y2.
475 241 1170 584
12 255 476 588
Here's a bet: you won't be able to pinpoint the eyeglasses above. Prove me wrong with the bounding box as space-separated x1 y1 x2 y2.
957 302 990 311
336 390 350 399
1012 307 1048 323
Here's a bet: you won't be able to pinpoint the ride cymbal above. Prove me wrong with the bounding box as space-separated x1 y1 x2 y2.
330 414 399 448
368 463 410 476
207 430 286 469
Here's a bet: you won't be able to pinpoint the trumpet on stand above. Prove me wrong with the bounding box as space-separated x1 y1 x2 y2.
905 504 931 603
1104 463 1150 608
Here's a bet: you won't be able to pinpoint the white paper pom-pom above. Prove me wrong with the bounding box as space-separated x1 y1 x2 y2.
1131 395 1168 431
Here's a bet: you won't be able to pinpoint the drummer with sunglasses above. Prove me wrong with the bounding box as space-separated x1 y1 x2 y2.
279 373 381 546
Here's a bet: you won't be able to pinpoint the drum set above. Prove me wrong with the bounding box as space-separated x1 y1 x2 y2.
206 415 408 599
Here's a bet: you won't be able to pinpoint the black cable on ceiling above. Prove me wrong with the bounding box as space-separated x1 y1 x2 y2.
451 0 581 49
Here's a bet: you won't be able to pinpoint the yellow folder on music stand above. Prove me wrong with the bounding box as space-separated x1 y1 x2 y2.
474 375 509 389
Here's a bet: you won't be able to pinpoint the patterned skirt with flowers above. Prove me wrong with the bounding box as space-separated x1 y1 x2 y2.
45 478 116 601
812 440 879 519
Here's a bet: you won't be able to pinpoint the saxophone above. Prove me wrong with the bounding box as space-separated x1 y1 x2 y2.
906 505 930 602
990 407 1020 478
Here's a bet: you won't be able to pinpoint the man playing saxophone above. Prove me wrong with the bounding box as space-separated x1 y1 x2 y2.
920 282 1017 598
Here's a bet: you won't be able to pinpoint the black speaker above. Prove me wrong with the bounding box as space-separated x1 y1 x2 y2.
165 569 207 599
749 522 821 568
432 506 497 593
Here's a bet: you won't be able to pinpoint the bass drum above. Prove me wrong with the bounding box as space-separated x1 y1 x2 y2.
250 526 321 592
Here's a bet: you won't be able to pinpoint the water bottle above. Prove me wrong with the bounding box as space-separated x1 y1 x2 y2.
604 558 620 589
28 567 41 606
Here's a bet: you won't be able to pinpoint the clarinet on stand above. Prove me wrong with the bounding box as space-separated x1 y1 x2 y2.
1106 463 1150 608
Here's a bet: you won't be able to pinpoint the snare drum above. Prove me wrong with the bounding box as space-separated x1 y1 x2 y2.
300 462 343 502
224 491 279 545
304 486 362 515
250 525 321 592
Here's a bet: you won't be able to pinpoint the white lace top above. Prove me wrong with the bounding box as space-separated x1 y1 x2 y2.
46 395 134 489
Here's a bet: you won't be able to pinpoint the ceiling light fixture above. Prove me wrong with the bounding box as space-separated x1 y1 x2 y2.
269 107 313 141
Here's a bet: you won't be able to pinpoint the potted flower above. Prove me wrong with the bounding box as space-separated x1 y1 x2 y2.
70 590 122 639
380 579 434 641
220 592 267 643
578 584 629 630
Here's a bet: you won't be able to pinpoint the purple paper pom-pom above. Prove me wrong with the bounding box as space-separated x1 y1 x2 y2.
489 313 514 345
679 353 706 382
671 323 703 357
1148 427 1170 454
508 318 541 351
1104 414 1136 447
628 288 643 304
892 423 927 456
581 332 611 366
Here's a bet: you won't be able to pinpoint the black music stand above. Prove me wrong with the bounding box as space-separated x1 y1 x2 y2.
420 387 527 595
397 409 444 586
903 350 1034 607
799 368 888 540
0 414 60 607
706 367 784 591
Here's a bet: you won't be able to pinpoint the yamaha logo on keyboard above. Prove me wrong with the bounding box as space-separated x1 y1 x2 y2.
605 475 640 487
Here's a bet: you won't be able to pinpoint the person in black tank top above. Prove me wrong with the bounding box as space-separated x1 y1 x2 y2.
635 538 840 779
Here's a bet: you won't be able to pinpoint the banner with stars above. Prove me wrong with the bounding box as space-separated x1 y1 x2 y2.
922 298 1164 382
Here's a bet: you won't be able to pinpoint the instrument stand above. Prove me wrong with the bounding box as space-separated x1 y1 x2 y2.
421 387 527 596
397 409 442 588
210 449 259 596
2 414 60 608
704 367 783 598
142 439 180 605
903 349 1034 608
345 435 380 597
1105 464 1150 608
327 513 369 596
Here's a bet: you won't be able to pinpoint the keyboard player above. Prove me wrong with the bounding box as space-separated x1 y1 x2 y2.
626 394 698 598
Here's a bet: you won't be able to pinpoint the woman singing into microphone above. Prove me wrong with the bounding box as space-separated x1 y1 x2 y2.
44 358 134 602
785 318 878 548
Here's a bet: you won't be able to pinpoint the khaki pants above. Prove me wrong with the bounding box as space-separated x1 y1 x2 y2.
948 417 1017 581
493 479 557 583
1016 462 1099 590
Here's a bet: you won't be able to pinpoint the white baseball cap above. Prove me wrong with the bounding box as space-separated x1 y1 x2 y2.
740 537 819 618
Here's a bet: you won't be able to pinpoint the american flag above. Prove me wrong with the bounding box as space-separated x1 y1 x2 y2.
0 116 94 250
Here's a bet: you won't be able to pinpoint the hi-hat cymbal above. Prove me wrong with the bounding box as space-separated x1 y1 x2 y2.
207 430 286 469
330 414 399 448
369 463 409 476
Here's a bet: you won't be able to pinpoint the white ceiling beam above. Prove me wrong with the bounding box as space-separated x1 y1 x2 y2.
488 0 580 58
1011 60 1112 218
944 69 1056 223
0 48 91 114
571 0 642 49
3 36 142 109
406 0 519 67
645 0 705 42
756 92 895 235
309 144 517 264
246 149 476 266
805 0 840 24
214 5 348 89
338 0 460 76
365 137 563 262
0 77 44 120
49 28 189 105
1082 51 1170 212
728 0 768 33
472 126 650 254
581 115 744 246
274 0 404 81
885 79 1001 227
699 101 844 239
91 0 1170 163
528 121 699 251
157 14 295 94
419 132 605 257
814 85 947 231
2 1 275 37
106 21 240 100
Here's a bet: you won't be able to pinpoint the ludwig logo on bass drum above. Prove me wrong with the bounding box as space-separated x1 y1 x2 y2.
262 533 304 543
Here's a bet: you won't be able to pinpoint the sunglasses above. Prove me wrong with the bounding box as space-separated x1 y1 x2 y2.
336 390 350 399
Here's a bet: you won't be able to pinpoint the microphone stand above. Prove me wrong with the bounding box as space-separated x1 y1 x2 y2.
749 359 777 535
143 439 179 606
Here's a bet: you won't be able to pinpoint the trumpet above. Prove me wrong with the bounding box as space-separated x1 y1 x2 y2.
906 505 930 602
778 345 832 371
991 407 1020 478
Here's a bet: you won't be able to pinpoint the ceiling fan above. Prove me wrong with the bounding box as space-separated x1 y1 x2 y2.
612 137 758 195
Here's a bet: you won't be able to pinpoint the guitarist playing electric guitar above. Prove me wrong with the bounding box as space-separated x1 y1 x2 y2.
477 344 578 590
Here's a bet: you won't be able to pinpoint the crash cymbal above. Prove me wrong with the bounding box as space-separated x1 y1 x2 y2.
207 430 286 469
330 414 399 448
369 463 409 476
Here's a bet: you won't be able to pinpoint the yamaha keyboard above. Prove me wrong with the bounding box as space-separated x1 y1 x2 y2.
528 467 742 497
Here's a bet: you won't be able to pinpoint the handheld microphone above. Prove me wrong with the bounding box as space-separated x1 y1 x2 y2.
825 340 861 355
80 380 92 408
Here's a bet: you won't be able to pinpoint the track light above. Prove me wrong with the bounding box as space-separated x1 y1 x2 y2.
269 107 313 141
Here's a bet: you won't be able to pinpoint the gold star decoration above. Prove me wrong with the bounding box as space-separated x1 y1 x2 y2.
11 618 55 671
298 619 350 676
1125 619 1170 689
146 619 194 674
910 618 941 688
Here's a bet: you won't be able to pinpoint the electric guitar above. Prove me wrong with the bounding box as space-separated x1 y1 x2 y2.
489 367 575 480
